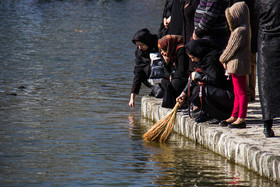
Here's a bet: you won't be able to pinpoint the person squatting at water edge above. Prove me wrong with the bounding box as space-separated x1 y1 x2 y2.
255 0 280 138
176 39 234 124
129 28 159 109
219 1 251 129
158 35 189 109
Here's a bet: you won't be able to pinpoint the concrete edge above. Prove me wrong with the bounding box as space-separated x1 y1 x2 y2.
141 96 280 182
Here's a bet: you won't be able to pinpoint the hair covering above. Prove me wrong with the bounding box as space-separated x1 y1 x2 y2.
132 28 158 73
185 39 218 67
158 35 184 58
226 2 250 32
132 28 158 51
185 39 229 88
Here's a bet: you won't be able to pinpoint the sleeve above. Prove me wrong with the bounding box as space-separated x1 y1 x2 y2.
219 27 247 63
173 47 189 79
194 59 222 86
193 71 218 85
195 0 226 38
131 72 142 94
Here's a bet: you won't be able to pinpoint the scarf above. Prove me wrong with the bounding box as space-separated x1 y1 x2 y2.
158 35 184 65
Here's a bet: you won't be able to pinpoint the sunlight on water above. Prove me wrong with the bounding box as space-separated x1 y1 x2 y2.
0 0 277 186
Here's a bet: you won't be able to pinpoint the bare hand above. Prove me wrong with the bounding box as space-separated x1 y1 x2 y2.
176 93 186 106
192 32 199 40
164 16 171 28
129 93 136 109
129 100 135 109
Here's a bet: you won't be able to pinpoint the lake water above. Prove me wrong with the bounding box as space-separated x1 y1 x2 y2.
0 0 277 186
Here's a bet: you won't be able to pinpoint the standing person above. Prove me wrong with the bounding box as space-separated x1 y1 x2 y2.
167 0 186 36
192 0 230 51
158 35 189 108
176 39 234 123
158 0 173 39
255 0 280 137
182 0 200 74
129 28 158 109
230 0 258 102
182 0 200 44
219 2 251 128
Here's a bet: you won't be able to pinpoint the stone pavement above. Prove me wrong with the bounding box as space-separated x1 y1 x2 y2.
141 93 280 183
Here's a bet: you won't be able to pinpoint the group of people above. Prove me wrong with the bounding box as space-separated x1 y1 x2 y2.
129 0 280 138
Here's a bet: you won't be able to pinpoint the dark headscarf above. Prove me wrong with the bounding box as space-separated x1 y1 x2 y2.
158 35 184 64
132 28 158 51
185 39 219 68
185 39 229 88
132 28 158 73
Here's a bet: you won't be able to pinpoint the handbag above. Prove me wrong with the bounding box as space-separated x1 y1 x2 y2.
149 84 164 98
149 53 165 79
187 68 205 119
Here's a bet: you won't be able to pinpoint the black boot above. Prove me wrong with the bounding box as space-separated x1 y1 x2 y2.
263 119 275 138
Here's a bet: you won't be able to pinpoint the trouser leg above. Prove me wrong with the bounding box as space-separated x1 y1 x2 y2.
247 53 256 101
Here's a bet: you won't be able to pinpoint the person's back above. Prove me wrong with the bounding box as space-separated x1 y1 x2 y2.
255 0 280 137
193 0 229 50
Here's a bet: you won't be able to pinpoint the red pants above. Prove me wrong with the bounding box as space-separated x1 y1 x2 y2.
231 74 248 118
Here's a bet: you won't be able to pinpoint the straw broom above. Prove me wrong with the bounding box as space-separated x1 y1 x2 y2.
143 102 180 142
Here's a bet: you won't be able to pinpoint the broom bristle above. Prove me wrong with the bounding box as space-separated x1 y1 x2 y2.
143 110 175 141
143 103 180 142
143 120 167 141
159 108 177 142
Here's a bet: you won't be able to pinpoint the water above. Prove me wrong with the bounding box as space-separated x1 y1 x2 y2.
0 0 277 186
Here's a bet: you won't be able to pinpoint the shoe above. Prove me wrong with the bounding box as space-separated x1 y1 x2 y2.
182 108 201 118
195 113 212 123
263 129 275 138
208 118 220 124
228 121 246 128
219 120 231 127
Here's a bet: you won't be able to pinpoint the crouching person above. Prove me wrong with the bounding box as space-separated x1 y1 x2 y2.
176 39 234 123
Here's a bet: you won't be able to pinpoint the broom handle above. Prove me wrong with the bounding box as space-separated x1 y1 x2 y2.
172 102 180 112
168 102 180 119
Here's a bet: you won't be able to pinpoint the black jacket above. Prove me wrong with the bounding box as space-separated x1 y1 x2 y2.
256 0 280 120
131 29 158 94
163 47 189 81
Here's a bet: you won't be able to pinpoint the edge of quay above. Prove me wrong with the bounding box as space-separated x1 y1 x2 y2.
141 96 280 183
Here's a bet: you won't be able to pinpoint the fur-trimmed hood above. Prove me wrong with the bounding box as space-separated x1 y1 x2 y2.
226 2 250 31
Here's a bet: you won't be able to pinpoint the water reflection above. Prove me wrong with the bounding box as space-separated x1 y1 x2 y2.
140 118 276 186
0 0 278 186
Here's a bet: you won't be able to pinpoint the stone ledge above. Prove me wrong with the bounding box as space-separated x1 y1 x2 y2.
141 96 280 183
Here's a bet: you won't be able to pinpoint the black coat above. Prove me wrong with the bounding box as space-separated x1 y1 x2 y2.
167 0 185 36
161 47 189 108
158 0 173 39
184 39 234 120
183 0 199 44
131 29 158 94
255 0 280 120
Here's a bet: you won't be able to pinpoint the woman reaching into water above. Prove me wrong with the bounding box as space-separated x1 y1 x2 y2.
129 28 158 109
